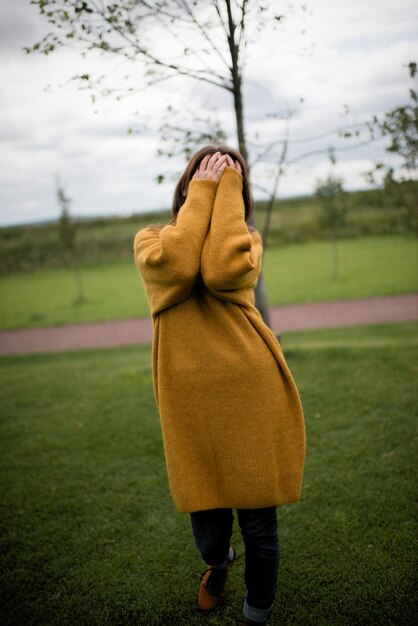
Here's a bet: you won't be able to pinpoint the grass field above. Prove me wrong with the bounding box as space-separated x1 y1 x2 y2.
1 235 417 330
1 321 417 625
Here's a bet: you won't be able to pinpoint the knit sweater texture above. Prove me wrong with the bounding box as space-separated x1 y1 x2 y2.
134 166 306 513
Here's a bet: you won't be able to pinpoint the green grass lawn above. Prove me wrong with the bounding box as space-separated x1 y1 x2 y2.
1 236 417 330
0 322 417 625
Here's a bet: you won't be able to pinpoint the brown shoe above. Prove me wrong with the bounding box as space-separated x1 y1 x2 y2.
197 546 236 611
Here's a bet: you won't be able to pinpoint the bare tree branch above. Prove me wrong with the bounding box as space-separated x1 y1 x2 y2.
261 117 291 250
287 140 375 166
179 0 231 71
211 0 230 44
87 0 232 89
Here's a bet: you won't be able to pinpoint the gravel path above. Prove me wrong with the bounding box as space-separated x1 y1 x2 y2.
0 293 417 357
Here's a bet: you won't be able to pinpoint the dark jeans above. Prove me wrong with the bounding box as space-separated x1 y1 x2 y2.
190 507 280 621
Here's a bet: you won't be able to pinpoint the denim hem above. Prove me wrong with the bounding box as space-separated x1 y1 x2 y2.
243 593 274 622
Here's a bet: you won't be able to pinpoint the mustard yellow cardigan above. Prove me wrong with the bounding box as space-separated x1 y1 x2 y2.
134 166 306 513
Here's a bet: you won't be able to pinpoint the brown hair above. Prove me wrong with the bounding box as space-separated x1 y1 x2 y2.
168 144 256 231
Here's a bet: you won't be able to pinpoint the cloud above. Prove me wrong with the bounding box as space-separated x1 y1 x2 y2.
0 0 417 225
0 0 46 54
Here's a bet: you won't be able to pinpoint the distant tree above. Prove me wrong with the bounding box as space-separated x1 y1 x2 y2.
315 174 347 280
365 61 417 235
55 176 86 303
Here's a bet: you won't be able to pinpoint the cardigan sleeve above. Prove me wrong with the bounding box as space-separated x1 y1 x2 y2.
201 167 263 292
134 178 218 316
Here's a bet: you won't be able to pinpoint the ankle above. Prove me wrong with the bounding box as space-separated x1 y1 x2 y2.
211 545 235 570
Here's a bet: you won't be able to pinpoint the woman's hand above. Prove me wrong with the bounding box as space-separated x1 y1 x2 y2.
192 151 243 184
192 151 228 183
224 153 242 174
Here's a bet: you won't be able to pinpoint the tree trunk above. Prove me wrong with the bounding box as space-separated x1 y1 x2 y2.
236 99 272 327
227 3 272 329
237 117 272 325
332 232 339 280
73 254 86 303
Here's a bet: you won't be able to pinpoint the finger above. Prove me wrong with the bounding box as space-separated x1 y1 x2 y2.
198 154 211 171
197 155 210 172
207 151 221 167
224 154 235 168
235 159 242 173
214 161 228 181
212 154 228 170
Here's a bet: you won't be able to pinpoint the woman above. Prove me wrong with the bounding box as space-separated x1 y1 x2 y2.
134 145 306 625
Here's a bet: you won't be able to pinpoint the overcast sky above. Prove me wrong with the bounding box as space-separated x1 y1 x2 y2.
0 0 417 226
